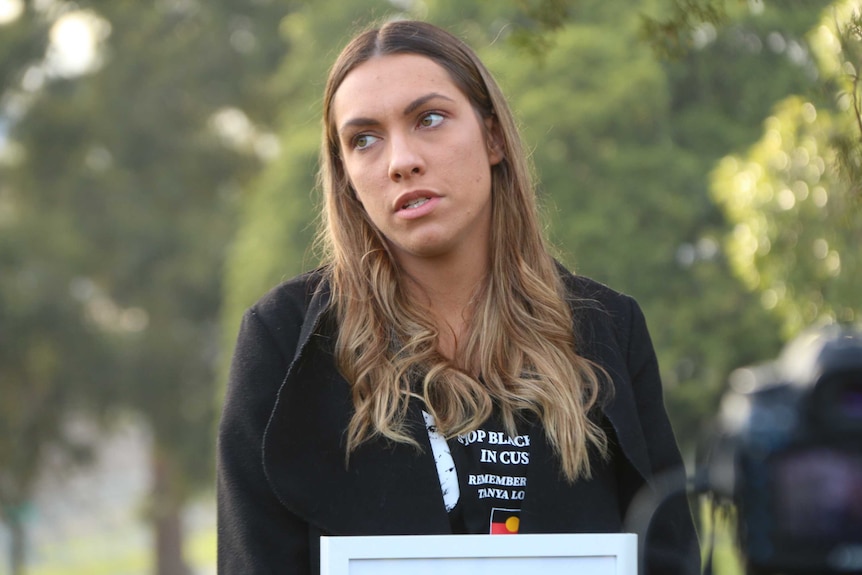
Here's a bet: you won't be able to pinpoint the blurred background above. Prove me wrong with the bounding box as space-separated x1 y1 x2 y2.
0 0 859 573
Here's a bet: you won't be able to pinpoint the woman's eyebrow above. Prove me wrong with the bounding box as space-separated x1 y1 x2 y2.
339 92 456 134
339 117 379 134
402 92 455 116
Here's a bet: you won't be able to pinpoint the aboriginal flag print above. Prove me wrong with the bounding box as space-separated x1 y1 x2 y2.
490 508 520 534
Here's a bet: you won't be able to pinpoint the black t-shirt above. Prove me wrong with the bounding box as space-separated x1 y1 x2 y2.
423 411 531 534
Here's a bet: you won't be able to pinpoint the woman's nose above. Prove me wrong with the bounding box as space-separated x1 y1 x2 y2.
388 135 425 181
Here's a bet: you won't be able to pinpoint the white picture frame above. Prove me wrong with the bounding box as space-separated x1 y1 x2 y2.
321 532 637 575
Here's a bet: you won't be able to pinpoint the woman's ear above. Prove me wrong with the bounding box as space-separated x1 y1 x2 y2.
484 115 504 166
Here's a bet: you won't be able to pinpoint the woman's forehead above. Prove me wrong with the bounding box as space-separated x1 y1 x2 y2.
332 54 467 126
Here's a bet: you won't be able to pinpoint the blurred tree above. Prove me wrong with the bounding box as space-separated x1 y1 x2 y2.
712 0 861 338
0 161 115 573
1 0 294 573
642 0 835 430
479 0 809 443
0 8 109 575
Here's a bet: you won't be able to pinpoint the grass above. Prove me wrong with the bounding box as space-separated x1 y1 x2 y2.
23 524 215 575
698 497 746 575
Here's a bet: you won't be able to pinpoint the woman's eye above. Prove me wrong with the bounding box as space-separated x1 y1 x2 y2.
419 112 444 129
353 134 379 150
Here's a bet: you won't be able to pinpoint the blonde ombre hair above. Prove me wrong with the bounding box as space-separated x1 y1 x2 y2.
317 20 608 481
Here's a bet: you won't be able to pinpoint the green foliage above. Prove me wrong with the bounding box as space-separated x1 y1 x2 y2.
0 3 113 553
1 0 293 571
479 3 792 440
640 0 730 58
0 188 113 531
818 2 862 202
711 0 862 338
666 0 834 155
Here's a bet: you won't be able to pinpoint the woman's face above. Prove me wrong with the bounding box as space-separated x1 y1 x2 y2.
332 53 502 269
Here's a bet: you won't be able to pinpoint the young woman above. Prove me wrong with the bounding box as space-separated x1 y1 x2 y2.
218 19 699 575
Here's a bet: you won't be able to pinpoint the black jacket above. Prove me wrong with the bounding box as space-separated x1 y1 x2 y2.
217 268 700 574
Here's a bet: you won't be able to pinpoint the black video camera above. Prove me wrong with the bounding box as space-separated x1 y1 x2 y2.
706 325 862 574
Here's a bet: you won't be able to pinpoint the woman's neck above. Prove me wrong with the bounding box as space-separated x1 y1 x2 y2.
397 250 489 361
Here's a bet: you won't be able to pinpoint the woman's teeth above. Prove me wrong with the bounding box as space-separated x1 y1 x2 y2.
403 197 430 209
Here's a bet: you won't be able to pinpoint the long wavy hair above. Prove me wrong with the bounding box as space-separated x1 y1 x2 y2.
317 20 608 481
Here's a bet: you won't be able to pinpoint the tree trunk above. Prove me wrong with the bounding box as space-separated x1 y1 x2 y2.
9 515 25 575
155 502 188 575
151 448 190 575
